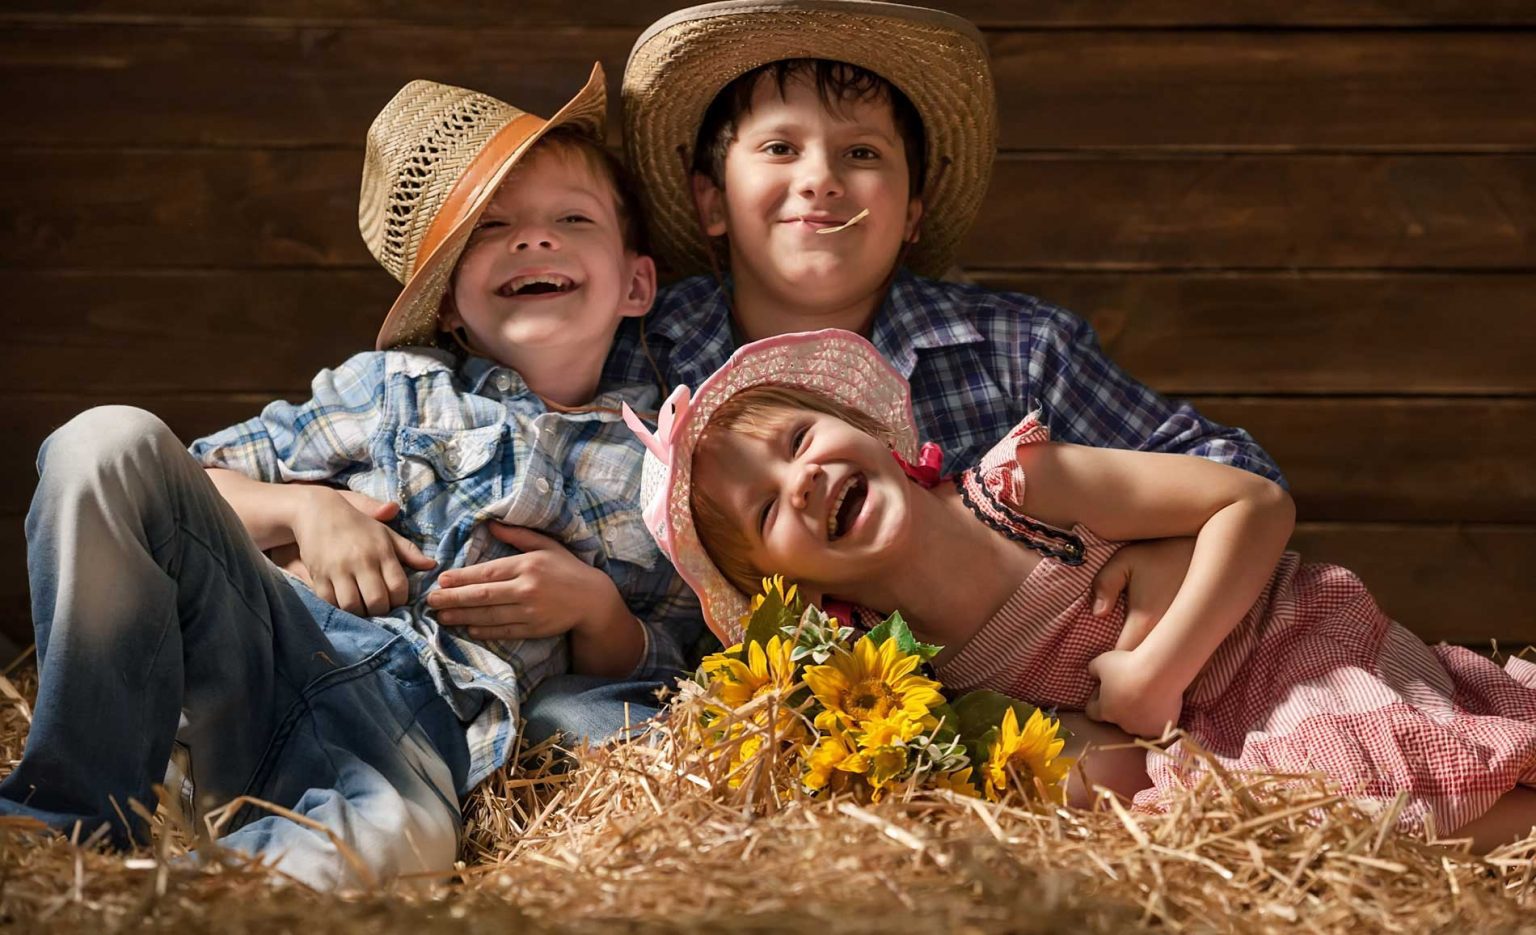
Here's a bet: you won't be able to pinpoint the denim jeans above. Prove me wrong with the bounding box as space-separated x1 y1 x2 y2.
0 406 470 890
520 674 670 748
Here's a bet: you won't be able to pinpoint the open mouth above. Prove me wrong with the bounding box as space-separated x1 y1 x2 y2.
497 273 577 297
827 474 868 541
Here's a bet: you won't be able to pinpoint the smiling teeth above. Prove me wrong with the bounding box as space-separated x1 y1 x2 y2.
501 274 574 296
827 477 859 539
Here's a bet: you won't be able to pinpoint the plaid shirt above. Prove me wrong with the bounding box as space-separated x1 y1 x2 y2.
605 270 1285 484
190 348 703 791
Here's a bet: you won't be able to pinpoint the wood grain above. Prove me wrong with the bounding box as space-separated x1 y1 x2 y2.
8 151 1536 271
5 0 1534 28
5 27 1535 150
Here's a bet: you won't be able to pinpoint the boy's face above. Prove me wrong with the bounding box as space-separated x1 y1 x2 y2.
446 146 654 369
694 74 923 316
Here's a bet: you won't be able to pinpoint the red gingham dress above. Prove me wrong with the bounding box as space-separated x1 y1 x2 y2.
935 415 1536 834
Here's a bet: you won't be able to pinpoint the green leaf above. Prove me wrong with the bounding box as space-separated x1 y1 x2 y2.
950 690 1070 746
741 581 802 649
864 611 943 662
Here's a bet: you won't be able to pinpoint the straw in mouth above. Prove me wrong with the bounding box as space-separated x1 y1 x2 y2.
814 208 870 235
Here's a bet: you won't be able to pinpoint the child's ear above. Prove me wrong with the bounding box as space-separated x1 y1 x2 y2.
691 172 729 237
903 196 924 244
619 253 658 319
438 289 462 331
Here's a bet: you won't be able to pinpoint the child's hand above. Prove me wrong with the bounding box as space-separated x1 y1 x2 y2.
289 488 435 616
1085 649 1183 739
1089 537 1196 651
427 524 630 642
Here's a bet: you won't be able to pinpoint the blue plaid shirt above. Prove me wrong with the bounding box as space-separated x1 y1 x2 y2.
190 348 703 791
606 270 1284 483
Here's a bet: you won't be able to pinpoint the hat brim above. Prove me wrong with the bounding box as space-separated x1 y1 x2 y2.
622 0 995 280
651 328 919 642
374 63 609 351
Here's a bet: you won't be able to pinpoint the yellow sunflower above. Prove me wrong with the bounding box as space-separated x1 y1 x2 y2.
932 767 980 798
982 706 1074 803
706 636 799 710
803 636 943 734
802 728 860 794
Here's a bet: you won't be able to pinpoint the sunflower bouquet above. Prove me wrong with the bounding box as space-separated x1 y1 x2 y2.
679 576 1074 804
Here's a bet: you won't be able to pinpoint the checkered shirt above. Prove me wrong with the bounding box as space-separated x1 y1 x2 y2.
190 348 704 792
604 270 1286 485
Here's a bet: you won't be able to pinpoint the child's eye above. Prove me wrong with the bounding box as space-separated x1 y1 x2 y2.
762 142 796 157
758 499 774 536
473 218 506 232
848 146 879 160
559 214 593 224
791 425 810 453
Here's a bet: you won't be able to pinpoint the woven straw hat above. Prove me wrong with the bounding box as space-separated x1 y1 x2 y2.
362 65 608 350
622 0 995 280
622 329 919 643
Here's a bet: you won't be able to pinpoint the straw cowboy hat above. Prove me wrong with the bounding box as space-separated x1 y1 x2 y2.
362 65 608 350
622 0 996 279
623 328 920 642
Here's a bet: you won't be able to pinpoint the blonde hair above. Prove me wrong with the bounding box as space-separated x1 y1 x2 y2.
691 384 891 596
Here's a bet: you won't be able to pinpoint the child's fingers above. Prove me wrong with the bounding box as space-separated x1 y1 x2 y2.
356 570 392 618
382 559 410 610
389 530 437 570
1088 558 1131 617
487 523 563 552
329 576 366 616
434 555 523 589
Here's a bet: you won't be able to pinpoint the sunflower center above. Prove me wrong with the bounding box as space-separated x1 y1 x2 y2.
846 679 899 720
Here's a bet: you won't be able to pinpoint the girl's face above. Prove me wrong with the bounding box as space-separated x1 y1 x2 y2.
693 406 914 600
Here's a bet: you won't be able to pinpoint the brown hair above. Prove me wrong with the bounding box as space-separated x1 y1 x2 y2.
692 384 892 596
524 127 649 254
692 59 927 199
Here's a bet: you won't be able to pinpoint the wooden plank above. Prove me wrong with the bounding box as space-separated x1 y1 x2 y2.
10 270 1536 396
1289 524 1536 648
971 272 1536 395
1195 398 1536 524
8 151 1536 270
0 25 634 149
6 27 1536 150
968 154 1536 270
4 0 1534 27
0 520 1529 649
0 395 1531 522
6 271 390 394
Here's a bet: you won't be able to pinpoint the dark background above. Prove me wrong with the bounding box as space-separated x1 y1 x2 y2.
2 1 1534 660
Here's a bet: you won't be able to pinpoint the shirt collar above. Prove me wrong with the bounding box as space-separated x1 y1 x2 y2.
868 269 986 378
458 355 658 422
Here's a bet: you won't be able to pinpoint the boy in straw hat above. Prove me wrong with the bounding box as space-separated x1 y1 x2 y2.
517 0 1286 746
0 66 702 889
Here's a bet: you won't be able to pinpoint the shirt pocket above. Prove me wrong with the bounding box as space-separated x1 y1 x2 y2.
394 423 506 539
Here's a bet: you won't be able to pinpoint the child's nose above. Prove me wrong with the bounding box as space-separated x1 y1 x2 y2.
512 226 559 252
797 150 843 200
789 462 823 511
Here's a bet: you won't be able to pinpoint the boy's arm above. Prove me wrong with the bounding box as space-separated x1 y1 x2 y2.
1030 307 1287 486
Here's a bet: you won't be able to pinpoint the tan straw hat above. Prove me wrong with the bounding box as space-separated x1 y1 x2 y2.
622 0 995 279
362 65 608 350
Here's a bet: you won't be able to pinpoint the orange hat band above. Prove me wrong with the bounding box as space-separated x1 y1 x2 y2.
412 112 545 276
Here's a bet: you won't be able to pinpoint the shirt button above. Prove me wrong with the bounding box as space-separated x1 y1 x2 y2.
536 477 552 494
495 374 512 392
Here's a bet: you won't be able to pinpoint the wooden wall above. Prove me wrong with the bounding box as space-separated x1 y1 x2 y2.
2 2 1534 656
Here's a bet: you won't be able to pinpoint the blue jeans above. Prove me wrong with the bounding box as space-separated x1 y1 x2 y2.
521 674 669 748
0 406 470 890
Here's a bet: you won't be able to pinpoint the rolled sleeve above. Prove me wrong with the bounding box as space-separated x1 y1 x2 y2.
189 352 388 483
